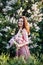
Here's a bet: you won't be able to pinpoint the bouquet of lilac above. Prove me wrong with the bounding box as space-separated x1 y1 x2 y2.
6 36 18 49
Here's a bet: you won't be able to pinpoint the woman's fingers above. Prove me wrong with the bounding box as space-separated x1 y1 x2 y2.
16 44 21 49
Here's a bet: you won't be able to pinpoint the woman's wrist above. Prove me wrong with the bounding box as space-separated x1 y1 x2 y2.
20 43 28 47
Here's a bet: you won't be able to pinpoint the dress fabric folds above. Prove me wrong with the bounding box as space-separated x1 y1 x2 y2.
9 29 30 59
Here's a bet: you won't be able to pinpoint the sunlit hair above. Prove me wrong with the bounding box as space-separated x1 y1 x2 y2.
18 16 30 35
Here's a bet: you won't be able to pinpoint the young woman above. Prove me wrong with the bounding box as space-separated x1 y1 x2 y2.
8 16 30 59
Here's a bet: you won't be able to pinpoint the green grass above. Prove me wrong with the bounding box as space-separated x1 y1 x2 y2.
0 53 43 65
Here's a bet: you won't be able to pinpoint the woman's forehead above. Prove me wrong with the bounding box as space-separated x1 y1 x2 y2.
19 18 23 21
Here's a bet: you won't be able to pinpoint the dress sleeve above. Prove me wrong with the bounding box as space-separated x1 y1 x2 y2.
8 36 15 46
22 29 29 44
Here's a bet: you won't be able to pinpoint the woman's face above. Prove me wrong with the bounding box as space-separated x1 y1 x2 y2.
18 18 23 28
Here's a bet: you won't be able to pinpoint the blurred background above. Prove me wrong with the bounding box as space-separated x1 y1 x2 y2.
0 0 43 65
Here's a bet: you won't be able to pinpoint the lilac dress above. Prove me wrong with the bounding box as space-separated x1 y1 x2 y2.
9 29 30 59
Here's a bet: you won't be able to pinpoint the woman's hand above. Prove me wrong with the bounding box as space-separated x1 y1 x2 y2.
16 43 25 48
16 44 20 49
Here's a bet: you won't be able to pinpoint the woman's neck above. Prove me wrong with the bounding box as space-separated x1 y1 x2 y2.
19 27 22 30
18 27 22 33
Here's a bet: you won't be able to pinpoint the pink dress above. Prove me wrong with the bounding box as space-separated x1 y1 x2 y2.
9 28 30 59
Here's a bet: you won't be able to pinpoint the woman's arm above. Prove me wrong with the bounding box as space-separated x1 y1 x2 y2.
19 42 28 48
8 36 19 47
19 29 29 47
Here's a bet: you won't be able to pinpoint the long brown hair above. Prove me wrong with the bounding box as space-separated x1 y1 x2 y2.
18 16 30 35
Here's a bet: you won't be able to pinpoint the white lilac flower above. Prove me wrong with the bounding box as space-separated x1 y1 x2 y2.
10 17 17 24
34 23 37 27
20 13 22 16
10 17 14 23
11 0 17 4
5 35 7 37
30 15 34 19
11 32 14 35
3 12 7 15
6 1 13 5
29 23 33 27
6 44 10 49
35 26 40 31
17 7 24 15
31 3 38 11
34 44 38 48
2 28 8 32
28 39 33 44
13 18 16 24
30 46 34 48
37 38 41 41
0 21 2 23
3 6 13 12
0 3 3 6
30 13 42 22
38 17 43 22
31 0 34 3
31 2 42 22
5 6 13 10
11 32 15 35
35 9 39 14
13 13 15 16
6 1 11 5
11 29 15 35
6 0 17 5
34 13 38 17
5 15 10 21
34 36 36 39
38 13 43 17
33 16 39 21
30 44 38 48
2 8 7 12
17 9 20 14
6 26 11 30
0 33 3 36
27 9 32 13
25 0 28 2
32 33 34 37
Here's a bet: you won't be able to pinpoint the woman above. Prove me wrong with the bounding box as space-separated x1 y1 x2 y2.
8 16 30 59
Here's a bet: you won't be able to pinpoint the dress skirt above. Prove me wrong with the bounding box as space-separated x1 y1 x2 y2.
16 45 30 59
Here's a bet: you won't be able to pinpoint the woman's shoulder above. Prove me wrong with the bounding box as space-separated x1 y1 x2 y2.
22 28 27 32
22 28 28 35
